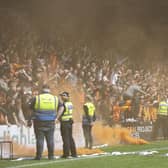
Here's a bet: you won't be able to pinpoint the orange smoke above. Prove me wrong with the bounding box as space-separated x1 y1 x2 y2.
13 142 35 157
51 82 84 122
93 122 148 145
12 142 103 157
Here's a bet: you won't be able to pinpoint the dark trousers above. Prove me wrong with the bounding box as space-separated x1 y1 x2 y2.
60 121 77 157
33 120 55 159
82 124 93 149
152 115 168 140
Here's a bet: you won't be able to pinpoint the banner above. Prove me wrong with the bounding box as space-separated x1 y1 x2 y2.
0 123 85 150
131 123 153 140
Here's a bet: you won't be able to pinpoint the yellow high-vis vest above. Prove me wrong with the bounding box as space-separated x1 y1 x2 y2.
84 102 95 117
61 101 73 121
158 101 168 116
34 93 58 121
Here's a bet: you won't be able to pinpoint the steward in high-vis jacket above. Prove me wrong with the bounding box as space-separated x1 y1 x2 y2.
82 95 96 149
152 97 168 140
56 91 77 158
28 84 64 160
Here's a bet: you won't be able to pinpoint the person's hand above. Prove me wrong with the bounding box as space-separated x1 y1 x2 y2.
16 121 21 127
55 118 59 124
20 120 27 127
27 120 32 127
90 122 94 126
7 123 11 127
28 77 32 82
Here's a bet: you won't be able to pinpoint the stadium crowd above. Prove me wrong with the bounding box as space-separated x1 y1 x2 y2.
0 10 168 127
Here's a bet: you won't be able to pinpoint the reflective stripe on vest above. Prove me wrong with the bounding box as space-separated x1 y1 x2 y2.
34 93 58 121
84 102 95 117
158 101 168 116
61 102 73 121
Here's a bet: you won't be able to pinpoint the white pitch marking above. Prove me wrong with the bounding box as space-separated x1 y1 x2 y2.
6 154 111 168
6 146 168 168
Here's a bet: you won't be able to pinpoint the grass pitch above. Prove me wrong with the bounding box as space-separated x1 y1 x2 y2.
1 141 168 168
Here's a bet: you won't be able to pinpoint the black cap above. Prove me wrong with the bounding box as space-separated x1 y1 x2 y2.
42 84 50 93
42 84 50 89
60 91 70 97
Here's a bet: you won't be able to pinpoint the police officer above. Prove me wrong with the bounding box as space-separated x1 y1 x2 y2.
28 84 64 160
56 91 77 158
152 96 168 140
82 95 96 149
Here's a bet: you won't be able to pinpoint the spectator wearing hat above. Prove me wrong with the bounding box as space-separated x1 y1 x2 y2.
82 95 96 149
56 91 77 158
28 84 64 160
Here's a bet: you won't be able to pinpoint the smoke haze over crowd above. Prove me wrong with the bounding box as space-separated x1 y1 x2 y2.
0 0 168 64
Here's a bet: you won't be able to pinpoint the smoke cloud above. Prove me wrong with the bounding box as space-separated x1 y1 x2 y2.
0 0 168 63
93 122 148 145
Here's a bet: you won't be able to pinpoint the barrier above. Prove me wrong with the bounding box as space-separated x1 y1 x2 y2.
0 123 84 150
0 141 13 159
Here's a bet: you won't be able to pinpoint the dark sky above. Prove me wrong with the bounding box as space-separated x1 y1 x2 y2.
1 0 168 62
